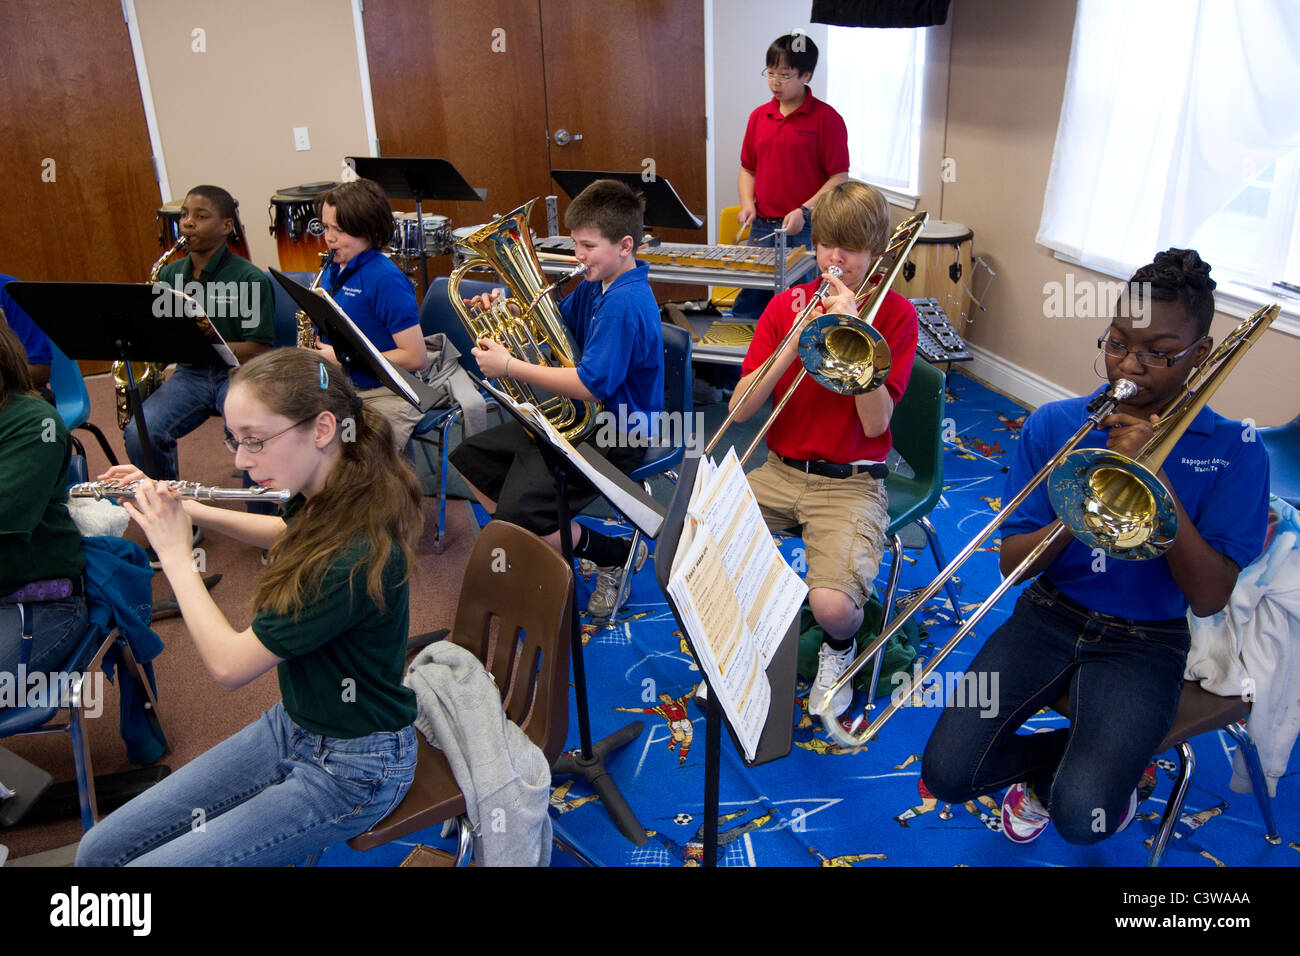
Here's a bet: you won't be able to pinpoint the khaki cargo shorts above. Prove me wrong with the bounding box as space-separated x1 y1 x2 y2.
746 451 890 608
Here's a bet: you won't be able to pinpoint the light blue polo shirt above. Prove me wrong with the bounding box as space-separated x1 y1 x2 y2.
320 248 419 390
559 261 663 422
1002 387 1270 620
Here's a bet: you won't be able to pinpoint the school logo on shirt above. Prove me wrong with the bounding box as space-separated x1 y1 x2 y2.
1179 456 1229 473
340 283 362 298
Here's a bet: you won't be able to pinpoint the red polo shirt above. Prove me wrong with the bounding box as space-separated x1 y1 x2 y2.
741 280 917 463
740 91 850 220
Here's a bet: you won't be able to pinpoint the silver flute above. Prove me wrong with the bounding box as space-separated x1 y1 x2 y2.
69 480 291 503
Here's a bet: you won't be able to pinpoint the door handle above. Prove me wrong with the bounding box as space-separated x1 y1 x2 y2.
553 128 583 147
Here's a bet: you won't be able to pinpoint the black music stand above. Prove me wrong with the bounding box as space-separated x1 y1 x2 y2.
476 378 666 847
551 170 705 231
270 270 438 414
6 282 237 479
345 157 484 291
653 453 798 867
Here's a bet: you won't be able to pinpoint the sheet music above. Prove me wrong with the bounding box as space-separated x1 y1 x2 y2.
667 521 770 760
477 377 665 538
315 289 420 406
666 449 808 761
684 449 807 666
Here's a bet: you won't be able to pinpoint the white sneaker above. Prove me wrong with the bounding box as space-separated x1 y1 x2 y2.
586 540 649 618
809 642 856 718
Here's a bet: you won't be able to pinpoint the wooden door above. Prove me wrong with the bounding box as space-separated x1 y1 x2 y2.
539 0 708 300
363 0 556 259
0 0 164 371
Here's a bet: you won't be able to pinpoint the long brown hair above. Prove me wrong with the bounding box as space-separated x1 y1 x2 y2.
0 313 35 409
233 349 423 616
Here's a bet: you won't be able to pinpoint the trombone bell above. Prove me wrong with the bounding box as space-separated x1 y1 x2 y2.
1047 449 1176 560
800 313 890 395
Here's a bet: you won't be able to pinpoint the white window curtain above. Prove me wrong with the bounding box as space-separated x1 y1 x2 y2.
826 26 925 197
1037 0 1300 284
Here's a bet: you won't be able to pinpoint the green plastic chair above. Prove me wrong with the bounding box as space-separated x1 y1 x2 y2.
866 356 963 702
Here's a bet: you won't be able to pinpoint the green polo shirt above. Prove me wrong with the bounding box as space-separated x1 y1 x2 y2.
156 245 274 366
251 496 416 738
0 394 84 593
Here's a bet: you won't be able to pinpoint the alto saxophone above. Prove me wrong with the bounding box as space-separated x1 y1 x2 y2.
113 236 190 428
296 251 333 349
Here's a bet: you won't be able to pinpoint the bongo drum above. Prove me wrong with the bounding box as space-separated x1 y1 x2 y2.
156 199 252 259
897 219 974 324
268 181 339 271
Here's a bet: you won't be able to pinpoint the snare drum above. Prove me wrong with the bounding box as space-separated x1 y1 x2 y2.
391 213 453 257
156 199 251 259
897 219 974 324
451 224 486 267
269 181 339 271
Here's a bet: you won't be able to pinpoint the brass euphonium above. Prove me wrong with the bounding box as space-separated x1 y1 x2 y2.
448 199 600 441
113 236 189 428
295 250 333 349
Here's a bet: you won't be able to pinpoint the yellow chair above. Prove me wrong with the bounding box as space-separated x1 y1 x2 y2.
710 205 750 311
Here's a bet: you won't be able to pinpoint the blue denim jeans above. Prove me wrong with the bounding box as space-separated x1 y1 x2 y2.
75 702 417 866
123 365 232 481
0 597 89 678
731 217 815 319
921 578 1189 845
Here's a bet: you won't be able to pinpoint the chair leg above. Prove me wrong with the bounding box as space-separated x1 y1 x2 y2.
919 516 963 625
1223 721 1282 845
68 689 99 830
113 636 168 749
1148 740 1195 867
452 815 474 866
866 534 905 708
79 423 120 466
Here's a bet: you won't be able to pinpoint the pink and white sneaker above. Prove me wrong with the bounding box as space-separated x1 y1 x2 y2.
1001 782 1051 843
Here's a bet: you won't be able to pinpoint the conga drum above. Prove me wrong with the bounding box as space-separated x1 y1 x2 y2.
897 219 974 324
156 199 252 259
268 181 339 271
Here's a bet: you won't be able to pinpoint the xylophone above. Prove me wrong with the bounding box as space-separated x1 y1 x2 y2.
533 235 809 274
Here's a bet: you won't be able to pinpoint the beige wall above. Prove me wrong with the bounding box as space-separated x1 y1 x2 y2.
135 0 369 269
942 0 1296 425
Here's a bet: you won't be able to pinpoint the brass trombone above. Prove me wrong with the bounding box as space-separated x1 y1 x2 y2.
818 302 1280 747
706 213 928 463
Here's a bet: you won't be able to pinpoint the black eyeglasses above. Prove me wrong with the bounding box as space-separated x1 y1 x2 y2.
1097 335 1206 368
223 416 314 454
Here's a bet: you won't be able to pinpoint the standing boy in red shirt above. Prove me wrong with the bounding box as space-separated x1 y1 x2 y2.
734 33 850 319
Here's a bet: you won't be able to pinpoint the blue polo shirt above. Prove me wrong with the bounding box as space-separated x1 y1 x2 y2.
0 273 54 365
320 249 419 389
1002 387 1270 620
559 261 662 421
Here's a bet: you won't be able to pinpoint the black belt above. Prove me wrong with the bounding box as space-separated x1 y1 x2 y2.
779 456 888 480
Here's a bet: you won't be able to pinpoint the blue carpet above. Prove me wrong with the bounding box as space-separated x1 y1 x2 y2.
321 369 1296 868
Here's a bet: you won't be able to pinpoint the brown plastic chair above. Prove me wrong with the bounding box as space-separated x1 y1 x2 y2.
1051 680 1279 865
348 521 573 864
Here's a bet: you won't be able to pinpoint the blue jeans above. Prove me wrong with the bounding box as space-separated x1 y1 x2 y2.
124 365 232 480
0 597 89 678
921 578 1189 845
731 216 814 319
75 702 417 866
